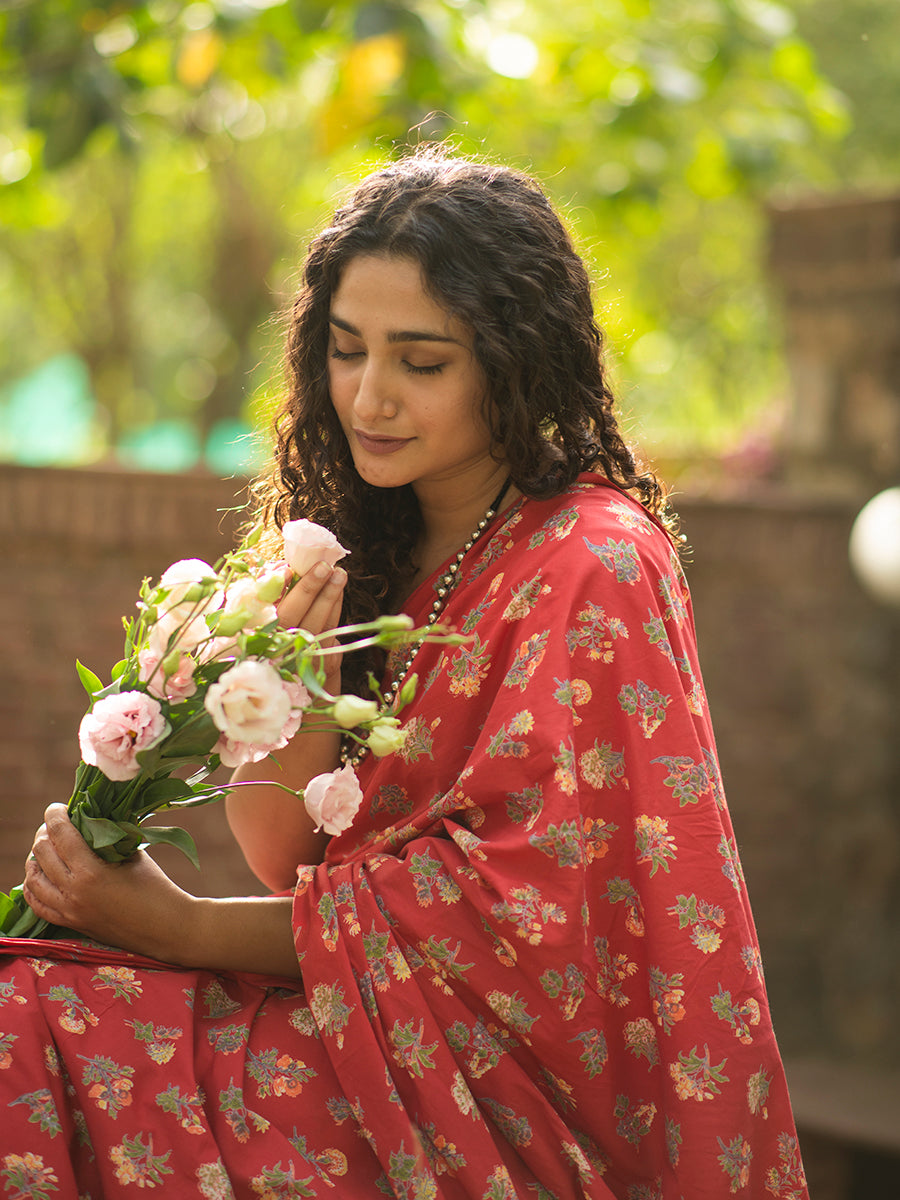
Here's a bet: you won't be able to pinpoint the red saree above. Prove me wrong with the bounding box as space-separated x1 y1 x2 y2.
0 476 807 1199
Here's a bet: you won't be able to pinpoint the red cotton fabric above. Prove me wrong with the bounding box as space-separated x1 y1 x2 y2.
0 475 808 1199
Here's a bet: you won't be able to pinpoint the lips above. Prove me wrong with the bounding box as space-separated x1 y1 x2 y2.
354 430 413 456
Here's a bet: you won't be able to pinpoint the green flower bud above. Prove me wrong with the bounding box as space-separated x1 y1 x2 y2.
332 695 381 728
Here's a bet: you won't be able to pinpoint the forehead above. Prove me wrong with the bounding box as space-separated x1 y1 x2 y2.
331 254 467 341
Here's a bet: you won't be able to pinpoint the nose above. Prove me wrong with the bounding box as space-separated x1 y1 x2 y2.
352 359 398 424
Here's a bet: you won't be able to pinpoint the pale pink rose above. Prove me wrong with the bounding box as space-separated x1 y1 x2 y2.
212 734 271 770
303 764 363 836
148 604 214 659
282 520 348 577
222 575 278 631
78 691 168 782
158 558 219 610
138 647 198 703
204 659 291 747
279 677 312 741
213 676 311 767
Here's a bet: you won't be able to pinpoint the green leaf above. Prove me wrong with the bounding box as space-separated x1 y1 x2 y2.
75 813 135 850
75 659 104 700
135 777 194 809
139 825 200 870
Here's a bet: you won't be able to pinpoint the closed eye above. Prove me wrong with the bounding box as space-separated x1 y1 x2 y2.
404 361 444 376
330 346 362 362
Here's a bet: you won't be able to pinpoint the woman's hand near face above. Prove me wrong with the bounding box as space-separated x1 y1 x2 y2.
277 562 347 695
226 560 349 891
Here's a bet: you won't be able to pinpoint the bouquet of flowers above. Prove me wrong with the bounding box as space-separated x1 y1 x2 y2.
0 519 442 941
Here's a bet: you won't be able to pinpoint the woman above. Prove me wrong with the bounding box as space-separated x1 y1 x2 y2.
0 150 807 1198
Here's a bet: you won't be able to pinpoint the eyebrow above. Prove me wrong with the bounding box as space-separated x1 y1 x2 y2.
329 314 463 346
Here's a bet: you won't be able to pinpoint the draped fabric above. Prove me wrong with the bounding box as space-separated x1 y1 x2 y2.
0 475 807 1199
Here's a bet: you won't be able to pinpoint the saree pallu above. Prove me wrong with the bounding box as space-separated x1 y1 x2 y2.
0 475 807 1199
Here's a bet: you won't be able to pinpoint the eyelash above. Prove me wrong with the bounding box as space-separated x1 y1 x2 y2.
329 347 444 376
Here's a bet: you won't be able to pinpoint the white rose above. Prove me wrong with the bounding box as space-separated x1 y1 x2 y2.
366 716 407 757
304 764 364 836
204 659 292 747
157 558 221 611
222 575 278 631
332 695 380 728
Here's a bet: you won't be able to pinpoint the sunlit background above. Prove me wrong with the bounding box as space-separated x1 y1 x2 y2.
1 0 896 479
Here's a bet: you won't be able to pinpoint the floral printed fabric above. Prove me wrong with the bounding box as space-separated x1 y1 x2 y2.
0 475 807 1199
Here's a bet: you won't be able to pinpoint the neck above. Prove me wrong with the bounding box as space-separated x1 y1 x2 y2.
410 465 515 587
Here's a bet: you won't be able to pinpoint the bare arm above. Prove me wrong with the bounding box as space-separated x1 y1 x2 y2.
225 560 347 891
24 805 302 977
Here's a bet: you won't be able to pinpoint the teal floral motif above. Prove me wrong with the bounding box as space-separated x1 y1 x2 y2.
502 632 549 692
398 715 437 763
652 753 719 807
624 1018 659 1068
218 1079 270 1142
363 927 412 991
669 1044 729 1102
634 814 678 876
288 1128 349 1186
409 850 462 905
718 836 746 890
308 983 354 1049
249 1161 316 1197
565 602 629 661
417 937 474 992
480 1098 533 1147
710 985 761 1045
528 507 579 549
78 1053 134 1118
593 937 638 1007
448 633 492 698
665 1116 683 1167
491 885 566 945
0 1151 59 1200
109 1133 174 1188
613 1095 656 1145
603 878 645 937
127 1018 184 1063
9 1089 62 1138
747 1068 772 1117
501 572 550 621
718 1135 753 1193
583 536 641 585
156 1083 207 1133
389 1019 438 1078
530 819 583 868
618 681 672 738
45 985 98 1035
207 1022 250 1054
644 612 675 665
648 966 686 1035
504 782 543 829
579 740 628 791
487 710 534 758
570 1028 608 1079
416 1121 467 1176
485 990 539 1038
539 962 587 1020
667 894 726 955
482 1164 517 1199
658 573 689 626
380 1142 438 1200
446 1015 517 1079
370 784 413 816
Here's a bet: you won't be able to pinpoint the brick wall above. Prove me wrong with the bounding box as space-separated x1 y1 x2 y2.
1 463 899 1074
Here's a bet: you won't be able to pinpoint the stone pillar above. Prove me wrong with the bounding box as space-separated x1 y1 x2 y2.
767 193 900 495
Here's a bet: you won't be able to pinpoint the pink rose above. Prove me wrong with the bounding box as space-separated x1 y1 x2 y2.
211 675 311 768
148 604 213 658
204 659 292 747
138 647 197 703
78 691 168 782
221 575 278 632
282 520 348 577
303 764 363 836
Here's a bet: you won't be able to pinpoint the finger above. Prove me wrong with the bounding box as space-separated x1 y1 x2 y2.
279 565 346 635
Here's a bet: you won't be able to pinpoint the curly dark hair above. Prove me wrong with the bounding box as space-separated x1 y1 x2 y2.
254 147 676 689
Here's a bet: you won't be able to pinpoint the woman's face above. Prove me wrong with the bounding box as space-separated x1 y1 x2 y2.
327 254 496 501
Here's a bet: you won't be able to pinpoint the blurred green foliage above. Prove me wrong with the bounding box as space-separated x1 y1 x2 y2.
0 0 894 473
